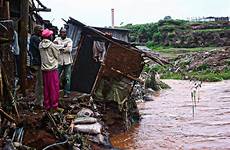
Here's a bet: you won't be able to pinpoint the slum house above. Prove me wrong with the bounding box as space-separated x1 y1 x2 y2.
67 18 163 132
0 0 53 123
0 0 52 89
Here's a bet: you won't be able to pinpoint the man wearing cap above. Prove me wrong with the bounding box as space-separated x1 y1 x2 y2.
39 29 61 111
54 28 73 98
29 25 43 106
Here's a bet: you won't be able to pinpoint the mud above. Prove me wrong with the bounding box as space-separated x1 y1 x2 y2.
111 80 230 150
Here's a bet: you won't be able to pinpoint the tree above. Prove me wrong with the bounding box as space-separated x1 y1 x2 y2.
164 16 172 20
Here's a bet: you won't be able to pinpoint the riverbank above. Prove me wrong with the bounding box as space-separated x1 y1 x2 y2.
145 46 230 82
111 79 230 149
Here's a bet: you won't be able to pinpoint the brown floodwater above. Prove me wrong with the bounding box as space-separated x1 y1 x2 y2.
110 80 230 150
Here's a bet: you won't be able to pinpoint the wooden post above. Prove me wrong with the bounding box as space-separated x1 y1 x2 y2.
0 0 3 7
5 0 10 19
19 0 29 96
0 0 3 18
0 64 2 107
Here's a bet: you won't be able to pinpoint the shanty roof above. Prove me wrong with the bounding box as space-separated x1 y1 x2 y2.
66 17 130 49
94 26 129 32
67 17 166 65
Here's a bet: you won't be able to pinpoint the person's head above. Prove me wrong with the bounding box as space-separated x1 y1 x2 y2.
33 25 43 36
42 29 53 40
60 27 67 39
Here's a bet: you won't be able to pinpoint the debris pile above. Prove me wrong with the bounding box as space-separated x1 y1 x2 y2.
1 92 114 149
172 46 230 72
131 71 171 102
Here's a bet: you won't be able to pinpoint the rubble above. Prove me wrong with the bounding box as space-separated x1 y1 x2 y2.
172 46 230 72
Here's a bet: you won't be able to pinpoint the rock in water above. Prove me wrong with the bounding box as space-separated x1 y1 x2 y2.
74 122 102 134
73 117 97 124
89 134 112 147
143 95 154 101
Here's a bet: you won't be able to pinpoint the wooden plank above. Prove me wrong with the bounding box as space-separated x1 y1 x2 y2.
110 67 144 84
0 63 3 105
0 0 3 8
0 108 16 123
1 61 19 119
5 1 10 19
19 0 29 96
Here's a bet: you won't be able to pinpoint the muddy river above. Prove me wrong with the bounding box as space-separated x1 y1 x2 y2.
111 80 230 150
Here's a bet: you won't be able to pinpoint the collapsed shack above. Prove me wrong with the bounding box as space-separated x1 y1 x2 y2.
67 17 165 133
0 13 166 149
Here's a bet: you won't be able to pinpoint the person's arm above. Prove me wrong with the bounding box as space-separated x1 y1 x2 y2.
63 39 73 53
53 37 65 50
51 43 60 59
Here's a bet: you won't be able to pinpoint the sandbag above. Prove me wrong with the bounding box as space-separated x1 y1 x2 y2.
77 108 94 117
73 117 97 124
74 122 102 134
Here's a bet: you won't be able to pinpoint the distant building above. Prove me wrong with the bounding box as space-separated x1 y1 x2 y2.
214 17 229 22
191 16 229 22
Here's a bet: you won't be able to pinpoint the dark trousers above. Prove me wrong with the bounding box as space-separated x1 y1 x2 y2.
58 64 71 94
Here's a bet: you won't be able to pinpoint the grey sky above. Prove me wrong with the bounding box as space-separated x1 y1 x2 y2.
40 0 230 28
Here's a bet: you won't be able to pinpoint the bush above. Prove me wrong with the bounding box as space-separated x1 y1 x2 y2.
153 32 163 41
159 25 176 32
158 19 188 26
168 32 176 39
146 41 154 48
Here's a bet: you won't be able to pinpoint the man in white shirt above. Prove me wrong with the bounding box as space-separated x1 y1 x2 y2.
54 28 73 98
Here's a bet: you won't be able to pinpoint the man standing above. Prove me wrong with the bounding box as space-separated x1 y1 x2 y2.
54 28 73 98
29 25 43 106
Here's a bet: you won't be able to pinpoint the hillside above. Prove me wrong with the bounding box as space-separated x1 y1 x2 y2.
122 19 230 48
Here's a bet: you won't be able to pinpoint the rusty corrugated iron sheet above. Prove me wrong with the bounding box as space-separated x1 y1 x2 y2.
102 43 143 78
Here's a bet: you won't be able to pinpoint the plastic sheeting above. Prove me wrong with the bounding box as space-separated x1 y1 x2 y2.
94 77 132 111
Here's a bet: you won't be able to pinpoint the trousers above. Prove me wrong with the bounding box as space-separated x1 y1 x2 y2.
58 64 72 94
42 69 59 110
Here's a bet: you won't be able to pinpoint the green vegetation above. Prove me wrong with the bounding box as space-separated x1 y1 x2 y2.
145 64 230 82
146 45 216 53
122 19 230 48
122 19 188 43
192 28 230 33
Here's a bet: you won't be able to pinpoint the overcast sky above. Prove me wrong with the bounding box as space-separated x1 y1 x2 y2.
40 0 230 28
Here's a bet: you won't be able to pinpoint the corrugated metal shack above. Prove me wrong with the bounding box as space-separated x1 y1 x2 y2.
67 18 161 131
